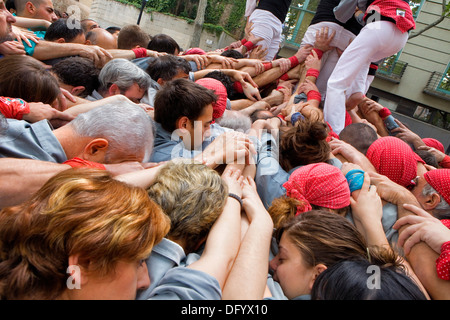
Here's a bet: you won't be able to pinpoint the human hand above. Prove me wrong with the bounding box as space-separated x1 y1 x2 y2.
314 26 336 52
146 49 167 58
297 78 319 95
305 49 321 71
11 26 40 47
221 165 244 198
416 145 446 163
393 203 450 255
0 41 25 55
350 171 383 224
242 81 262 101
248 45 268 60
182 54 211 70
390 119 423 146
294 44 313 62
76 44 113 68
241 176 268 222
23 102 75 124
367 171 417 205
273 58 291 74
51 87 77 111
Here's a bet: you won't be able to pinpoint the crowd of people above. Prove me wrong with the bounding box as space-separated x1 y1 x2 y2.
0 0 449 300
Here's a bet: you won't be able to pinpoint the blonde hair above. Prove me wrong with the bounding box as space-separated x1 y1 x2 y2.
0 168 170 300
147 160 227 253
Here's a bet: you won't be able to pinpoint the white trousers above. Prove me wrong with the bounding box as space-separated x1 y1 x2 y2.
323 21 409 134
301 21 356 98
248 9 283 61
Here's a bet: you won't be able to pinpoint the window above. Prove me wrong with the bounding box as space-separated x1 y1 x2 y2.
283 0 320 47
437 63 450 94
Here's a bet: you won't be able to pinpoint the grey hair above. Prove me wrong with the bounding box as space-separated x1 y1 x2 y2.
98 58 151 93
69 101 154 163
422 184 450 219
217 110 252 132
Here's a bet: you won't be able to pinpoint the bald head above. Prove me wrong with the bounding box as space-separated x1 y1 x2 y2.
85 27 117 49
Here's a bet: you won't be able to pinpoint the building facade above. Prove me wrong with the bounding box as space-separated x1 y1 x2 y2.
279 0 450 152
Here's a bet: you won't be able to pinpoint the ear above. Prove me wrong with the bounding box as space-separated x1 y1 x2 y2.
68 254 89 286
81 138 109 163
71 86 86 96
25 1 35 14
424 193 442 211
156 78 165 86
176 116 190 130
84 39 92 45
309 263 327 290
56 38 66 43
108 83 121 96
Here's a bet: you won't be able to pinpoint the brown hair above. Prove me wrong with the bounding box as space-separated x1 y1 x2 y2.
275 210 368 268
117 24 151 50
279 119 330 172
0 168 170 300
0 55 60 104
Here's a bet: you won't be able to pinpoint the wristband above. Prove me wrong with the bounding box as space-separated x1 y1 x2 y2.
263 62 273 71
279 73 290 81
63 157 106 170
306 68 320 79
378 107 391 119
233 81 244 93
228 193 243 208
277 113 285 121
132 47 148 59
345 169 365 193
291 112 305 124
307 90 321 101
288 55 299 68
312 48 323 59
241 38 247 45
243 41 255 52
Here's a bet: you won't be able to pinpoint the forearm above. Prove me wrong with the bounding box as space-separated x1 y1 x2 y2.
107 49 136 60
0 158 70 208
32 41 77 60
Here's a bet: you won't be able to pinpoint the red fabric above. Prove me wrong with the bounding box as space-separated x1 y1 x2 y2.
306 68 320 79
132 47 147 58
424 169 450 205
241 38 247 45
279 73 290 81
326 122 340 142
283 163 350 215
233 81 243 93
442 219 450 229
312 48 323 59
196 78 228 121
436 241 450 281
366 136 425 188
439 155 450 169
288 55 299 68
364 0 415 33
378 107 391 119
263 62 273 71
63 157 106 170
307 90 321 101
244 41 255 51
184 47 207 55
345 111 353 127
422 138 445 153
0 97 30 120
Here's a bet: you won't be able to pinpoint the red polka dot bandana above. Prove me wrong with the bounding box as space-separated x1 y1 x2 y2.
424 169 450 205
436 241 450 281
366 136 424 188
195 78 228 121
282 163 350 215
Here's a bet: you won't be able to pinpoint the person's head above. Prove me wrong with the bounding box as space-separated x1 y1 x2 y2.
105 26 120 37
269 210 369 299
147 33 180 55
51 56 100 98
422 137 445 153
217 110 252 132
339 122 378 155
279 119 331 172
117 24 150 50
44 18 85 43
145 54 191 86
55 100 154 164
14 0 57 22
195 77 227 122
147 160 227 253
221 49 244 59
410 169 450 219
250 109 275 122
154 78 216 150
0 168 170 300
366 136 425 189
202 70 234 99
311 256 427 300
415 149 439 168
0 55 60 104
85 27 117 49
80 18 99 34
269 163 351 229
0 0 15 43
98 58 151 103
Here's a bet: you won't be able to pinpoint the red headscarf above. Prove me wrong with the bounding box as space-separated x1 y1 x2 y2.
282 163 350 216
195 78 227 122
424 169 450 205
422 138 445 153
366 136 425 188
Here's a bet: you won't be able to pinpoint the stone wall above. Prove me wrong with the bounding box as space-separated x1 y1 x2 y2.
87 0 237 51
